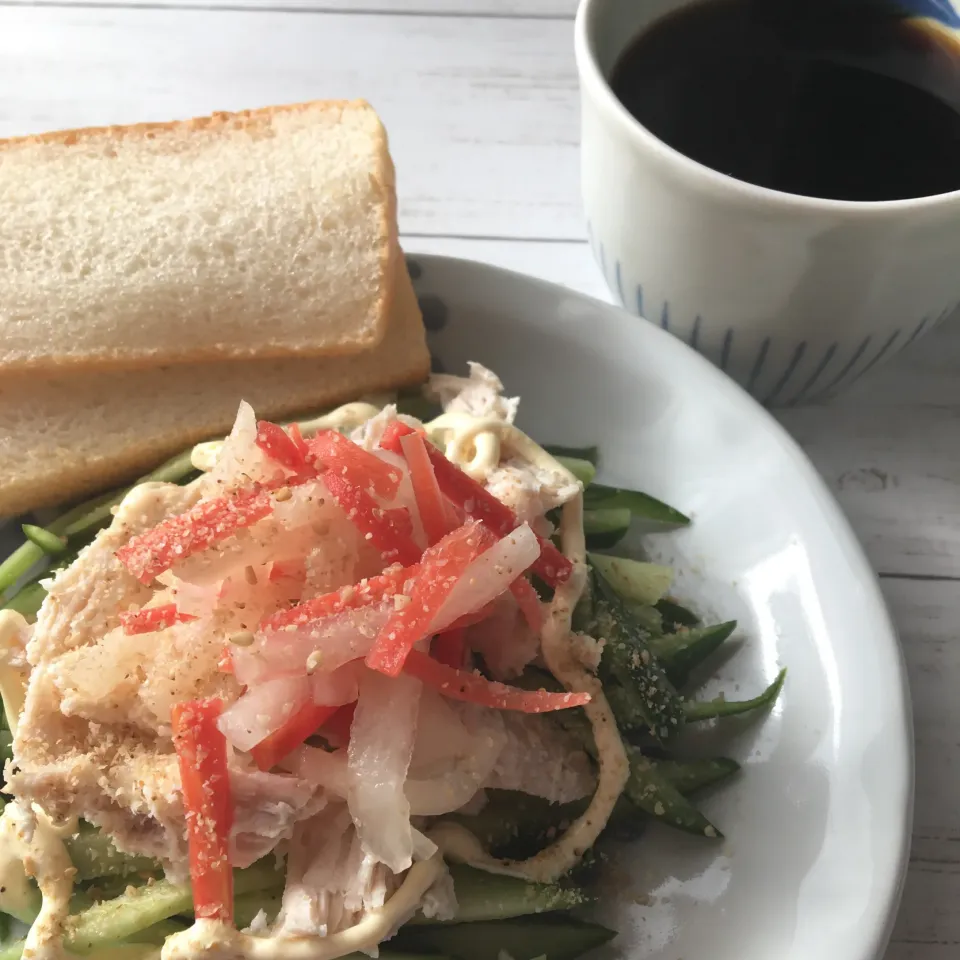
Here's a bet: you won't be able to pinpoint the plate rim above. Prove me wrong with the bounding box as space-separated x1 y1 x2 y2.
412 252 915 960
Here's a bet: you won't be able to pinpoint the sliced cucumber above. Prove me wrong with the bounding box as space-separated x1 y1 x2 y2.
554 457 596 487
127 918 189 945
583 509 631 550
412 865 588 925
396 917 616 960
66 823 160 882
233 890 283 930
588 554 673 606
648 621 737 688
584 485 690 526
655 597 700 629
588 573 685 739
685 668 786 723
654 757 740 795
543 444 599 466
625 748 722 839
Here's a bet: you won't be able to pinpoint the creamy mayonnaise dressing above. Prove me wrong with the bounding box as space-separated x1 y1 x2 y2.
0 611 44 925
161 856 444 960
190 404 384 473
430 495 630 885
10 398 628 960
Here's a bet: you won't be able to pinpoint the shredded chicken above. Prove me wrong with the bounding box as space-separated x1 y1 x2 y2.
5 371 629 960
426 363 519 425
482 712 595 804
8 480 327 879
485 458 580 527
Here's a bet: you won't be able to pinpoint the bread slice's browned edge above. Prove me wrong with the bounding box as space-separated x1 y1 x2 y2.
0 99 400 373
0 261 429 517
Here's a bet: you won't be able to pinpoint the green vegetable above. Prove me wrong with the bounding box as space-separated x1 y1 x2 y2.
396 917 616 960
51 860 282 955
588 572 685 739
543 444 599 466
582 508 631 549
20 525 68 557
127 918 189 945
56 450 197 547
588 554 672 605
0 940 162 960
2 583 47 619
78 946 161 960
655 597 700 629
65 824 160 882
584 484 690 526
625 747 722 838
555 457 596 487
654 757 740 795
685 668 787 722
232 891 282 930
0 544 45 596
410 865 587 925
649 621 737 688
622 602 663 634
0 729 12 769
395 394 441 422
448 789 582 855
1 448 198 613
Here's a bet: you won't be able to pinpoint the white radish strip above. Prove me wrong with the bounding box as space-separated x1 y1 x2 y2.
172 482 332 588
374 447 426 549
347 669 422 874
233 602 392 686
409 690 474 772
217 675 311 752
294 745 351 798
164 578 220 618
406 729 505 816
430 523 541 633
311 661 363 706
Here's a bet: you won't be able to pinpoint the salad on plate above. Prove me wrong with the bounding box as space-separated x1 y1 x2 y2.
0 364 784 960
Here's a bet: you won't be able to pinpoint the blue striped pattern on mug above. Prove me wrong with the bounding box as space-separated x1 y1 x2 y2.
595 246 955 404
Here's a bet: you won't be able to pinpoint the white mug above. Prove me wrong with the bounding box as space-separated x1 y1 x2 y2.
574 0 960 404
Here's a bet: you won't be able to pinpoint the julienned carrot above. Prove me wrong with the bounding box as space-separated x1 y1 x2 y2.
399 430 451 545
321 470 421 567
255 420 313 475
120 604 196 635
403 651 591 713
380 422 572 585
117 490 274 585
171 699 234 924
250 702 340 772
261 563 420 631
308 429 403 501
365 522 495 677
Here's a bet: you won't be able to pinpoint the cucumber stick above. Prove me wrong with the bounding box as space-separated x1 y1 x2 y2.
396 918 616 960
685 668 786 722
65 823 159 882
587 554 673 606
410 865 588 925
648 621 737 688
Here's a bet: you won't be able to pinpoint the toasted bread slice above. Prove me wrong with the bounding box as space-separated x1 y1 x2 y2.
0 264 428 516
0 100 398 372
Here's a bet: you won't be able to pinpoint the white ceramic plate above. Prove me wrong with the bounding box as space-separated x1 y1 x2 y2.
410 254 913 960
0 255 912 960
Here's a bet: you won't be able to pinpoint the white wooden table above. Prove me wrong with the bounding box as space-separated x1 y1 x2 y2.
1 1 956 955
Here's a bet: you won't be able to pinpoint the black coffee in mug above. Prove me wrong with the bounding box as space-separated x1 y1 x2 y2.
610 0 960 201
